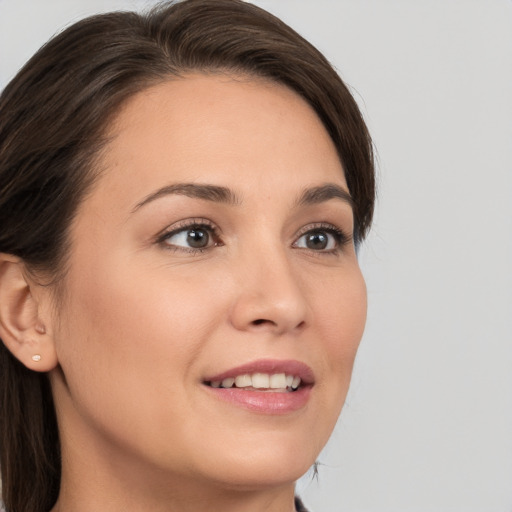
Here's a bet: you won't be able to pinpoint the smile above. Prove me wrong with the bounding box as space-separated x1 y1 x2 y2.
207 372 302 392
202 359 314 413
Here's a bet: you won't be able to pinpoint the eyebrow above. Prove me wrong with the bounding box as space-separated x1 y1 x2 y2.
132 183 241 212
132 181 353 213
296 183 354 209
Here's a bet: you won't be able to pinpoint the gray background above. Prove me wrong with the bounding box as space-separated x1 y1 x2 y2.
1 1 511 511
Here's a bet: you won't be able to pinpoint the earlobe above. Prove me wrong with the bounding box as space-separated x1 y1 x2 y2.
0 254 58 372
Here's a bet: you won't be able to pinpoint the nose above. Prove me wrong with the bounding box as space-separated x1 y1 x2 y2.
229 248 308 336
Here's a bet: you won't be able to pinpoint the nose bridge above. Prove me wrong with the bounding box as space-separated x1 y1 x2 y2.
230 232 308 334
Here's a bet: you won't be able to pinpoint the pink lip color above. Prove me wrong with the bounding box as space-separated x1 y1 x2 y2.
203 359 314 414
204 386 312 414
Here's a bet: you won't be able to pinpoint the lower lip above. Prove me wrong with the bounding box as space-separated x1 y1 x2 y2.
203 385 312 414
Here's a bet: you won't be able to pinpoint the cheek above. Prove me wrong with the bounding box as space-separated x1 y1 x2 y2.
51 257 239 475
315 262 367 349
324 282 366 367
312 268 367 413
53 256 222 429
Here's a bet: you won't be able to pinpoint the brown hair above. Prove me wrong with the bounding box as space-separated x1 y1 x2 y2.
0 1 375 510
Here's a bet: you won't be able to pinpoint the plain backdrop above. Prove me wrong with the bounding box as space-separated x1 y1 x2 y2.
1 1 511 511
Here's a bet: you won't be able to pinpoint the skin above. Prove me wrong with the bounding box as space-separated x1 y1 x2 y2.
22 75 367 511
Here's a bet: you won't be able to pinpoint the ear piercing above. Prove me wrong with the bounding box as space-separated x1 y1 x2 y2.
32 325 45 362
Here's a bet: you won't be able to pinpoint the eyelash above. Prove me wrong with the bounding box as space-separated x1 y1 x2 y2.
156 218 222 254
156 219 351 255
293 223 351 255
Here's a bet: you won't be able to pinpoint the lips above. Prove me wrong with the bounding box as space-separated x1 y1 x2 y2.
204 359 314 386
202 359 314 414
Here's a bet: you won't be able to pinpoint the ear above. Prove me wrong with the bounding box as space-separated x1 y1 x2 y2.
0 254 58 372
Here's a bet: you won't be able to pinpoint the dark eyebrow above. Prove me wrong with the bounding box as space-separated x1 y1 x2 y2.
296 183 354 209
132 183 241 212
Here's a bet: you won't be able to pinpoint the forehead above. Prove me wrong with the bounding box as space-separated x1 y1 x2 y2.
91 74 348 212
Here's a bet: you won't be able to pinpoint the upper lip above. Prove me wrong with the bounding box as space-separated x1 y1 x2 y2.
203 359 315 385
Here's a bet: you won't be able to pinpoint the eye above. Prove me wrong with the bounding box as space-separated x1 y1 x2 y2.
166 227 211 248
158 221 220 252
293 225 348 253
295 230 336 251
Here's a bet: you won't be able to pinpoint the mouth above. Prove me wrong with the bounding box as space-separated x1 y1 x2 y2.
205 372 303 393
202 359 314 413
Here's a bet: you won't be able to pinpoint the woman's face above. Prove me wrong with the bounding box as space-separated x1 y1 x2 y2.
48 75 367 492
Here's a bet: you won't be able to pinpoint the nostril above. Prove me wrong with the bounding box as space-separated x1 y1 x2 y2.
251 318 280 327
249 318 304 330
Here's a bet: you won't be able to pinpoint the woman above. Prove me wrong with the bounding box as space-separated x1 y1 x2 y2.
0 0 375 511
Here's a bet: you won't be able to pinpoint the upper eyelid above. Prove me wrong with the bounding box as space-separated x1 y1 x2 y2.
294 222 350 237
156 218 219 240
296 222 337 232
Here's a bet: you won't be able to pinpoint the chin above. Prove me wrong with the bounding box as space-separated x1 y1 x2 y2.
188 429 323 491
205 459 311 491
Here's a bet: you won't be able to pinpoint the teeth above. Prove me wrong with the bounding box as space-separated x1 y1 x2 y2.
210 373 303 391
269 373 287 389
252 373 270 389
235 374 252 387
221 377 235 388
